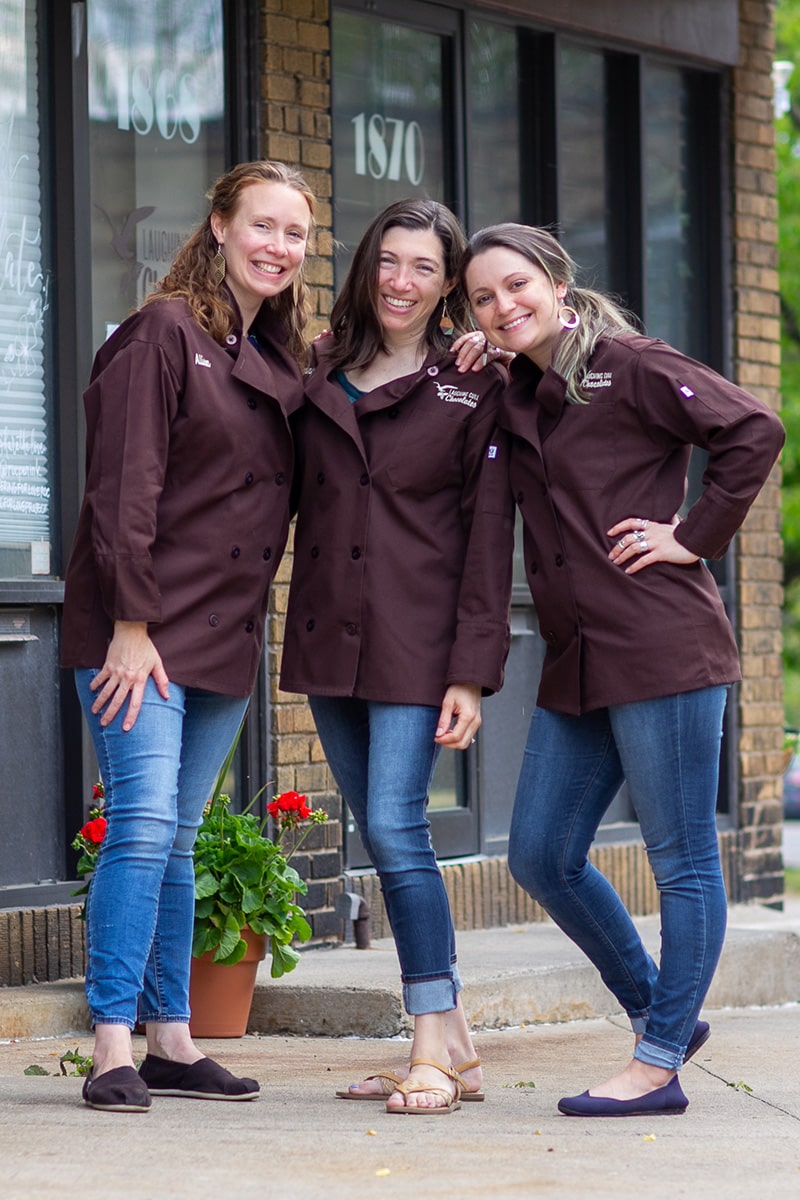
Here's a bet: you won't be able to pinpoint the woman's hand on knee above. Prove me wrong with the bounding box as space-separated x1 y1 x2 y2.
434 684 482 749
89 621 170 731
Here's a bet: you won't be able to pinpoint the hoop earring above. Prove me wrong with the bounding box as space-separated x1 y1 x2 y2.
439 295 454 333
559 305 580 330
211 245 226 285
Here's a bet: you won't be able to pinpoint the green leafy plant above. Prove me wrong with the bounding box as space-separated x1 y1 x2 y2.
192 781 327 977
71 736 327 980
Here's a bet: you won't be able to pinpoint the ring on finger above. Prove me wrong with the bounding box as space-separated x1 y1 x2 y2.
633 529 646 545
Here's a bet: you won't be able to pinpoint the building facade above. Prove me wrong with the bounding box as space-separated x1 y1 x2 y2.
0 0 785 984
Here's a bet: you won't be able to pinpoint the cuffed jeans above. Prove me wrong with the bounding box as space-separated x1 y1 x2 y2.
507 687 728 1070
309 696 460 1015
75 670 249 1030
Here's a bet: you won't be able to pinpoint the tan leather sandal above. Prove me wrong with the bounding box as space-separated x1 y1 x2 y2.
385 1058 462 1115
335 1070 405 1100
452 1057 485 1102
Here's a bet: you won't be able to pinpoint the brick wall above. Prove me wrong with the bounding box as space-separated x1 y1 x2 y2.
732 0 785 906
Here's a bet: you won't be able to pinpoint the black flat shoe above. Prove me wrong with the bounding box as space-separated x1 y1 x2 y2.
82 1066 151 1112
558 1074 688 1118
684 1019 710 1063
138 1054 260 1100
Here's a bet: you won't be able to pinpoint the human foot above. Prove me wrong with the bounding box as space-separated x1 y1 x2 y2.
385 1058 461 1114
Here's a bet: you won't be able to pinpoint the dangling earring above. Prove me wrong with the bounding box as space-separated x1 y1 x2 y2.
439 295 454 334
211 244 226 285
559 304 580 330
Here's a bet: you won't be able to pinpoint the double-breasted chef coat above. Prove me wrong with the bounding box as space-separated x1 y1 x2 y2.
473 330 785 716
279 341 513 708
61 297 304 697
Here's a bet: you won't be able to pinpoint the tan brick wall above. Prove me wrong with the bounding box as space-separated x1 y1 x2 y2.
732 0 785 906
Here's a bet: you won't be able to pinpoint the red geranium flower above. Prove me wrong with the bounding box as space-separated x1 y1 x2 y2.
80 816 107 845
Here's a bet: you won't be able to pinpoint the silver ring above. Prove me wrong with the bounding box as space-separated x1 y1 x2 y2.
633 529 646 545
639 538 648 553
618 536 627 549
470 737 476 745
640 519 649 530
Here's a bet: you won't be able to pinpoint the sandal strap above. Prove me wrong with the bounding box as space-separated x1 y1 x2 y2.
406 1058 462 1101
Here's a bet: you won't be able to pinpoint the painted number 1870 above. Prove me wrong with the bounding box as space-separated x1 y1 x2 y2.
351 113 424 185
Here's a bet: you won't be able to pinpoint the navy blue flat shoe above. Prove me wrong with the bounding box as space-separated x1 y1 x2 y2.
558 1074 688 1117
684 1019 710 1063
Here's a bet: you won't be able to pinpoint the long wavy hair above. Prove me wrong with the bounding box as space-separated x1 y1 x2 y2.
326 198 472 373
144 160 315 363
461 223 636 405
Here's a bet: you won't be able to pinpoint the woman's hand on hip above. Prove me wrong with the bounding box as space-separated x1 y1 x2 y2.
607 515 699 575
435 683 482 750
89 620 170 731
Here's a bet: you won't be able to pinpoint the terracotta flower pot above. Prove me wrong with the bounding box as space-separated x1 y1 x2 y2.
188 927 268 1038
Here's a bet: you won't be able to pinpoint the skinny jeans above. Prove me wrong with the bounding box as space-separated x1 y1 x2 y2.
507 687 728 1070
75 670 248 1029
309 696 460 1015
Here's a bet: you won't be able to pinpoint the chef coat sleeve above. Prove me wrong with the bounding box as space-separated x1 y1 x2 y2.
446 386 515 695
84 337 179 622
633 343 785 559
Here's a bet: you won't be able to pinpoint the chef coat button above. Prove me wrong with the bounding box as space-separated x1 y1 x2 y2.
345 622 358 636
427 365 439 376
311 545 320 558
351 546 361 560
555 554 564 567
208 613 220 627
306 619 315 632
225 334 238 345
317 472 325 484
244 472 254 486
360 472 369 486
263 547 271 561
244 620 255 633
230 545 241 558
275 472 286 485
388 407 400 420
516 491 524 504
546 630 557 645
247 397 257 409
530 562 538 574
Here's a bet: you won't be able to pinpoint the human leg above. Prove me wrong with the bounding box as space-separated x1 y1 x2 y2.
312 697 472 1108
508 706 659 1024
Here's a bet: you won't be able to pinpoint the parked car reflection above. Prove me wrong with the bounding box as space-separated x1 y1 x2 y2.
784 751 800 820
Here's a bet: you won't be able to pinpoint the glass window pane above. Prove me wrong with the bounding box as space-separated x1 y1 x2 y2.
331 11 446 283
0 0 56 580
558 44 610 289
468 20 520 230
643 64 698 354
87 0 225 351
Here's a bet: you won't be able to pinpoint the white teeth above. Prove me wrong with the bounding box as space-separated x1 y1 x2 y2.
254 263 282 275
501 315 528 331
384 297 414 309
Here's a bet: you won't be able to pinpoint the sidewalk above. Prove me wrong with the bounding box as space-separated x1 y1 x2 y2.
1 903 799 1199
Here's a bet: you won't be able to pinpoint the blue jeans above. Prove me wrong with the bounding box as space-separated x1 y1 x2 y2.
75 670 249 1029
309 696 460 1015
507 687 728 1071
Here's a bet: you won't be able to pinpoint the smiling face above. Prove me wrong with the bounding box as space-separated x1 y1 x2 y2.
210 180 311 329
465 245 567 371
375 226 452 347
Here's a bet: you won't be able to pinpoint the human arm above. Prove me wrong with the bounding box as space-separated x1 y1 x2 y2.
435 683 482 749
89 620 170 731
451 330 514 374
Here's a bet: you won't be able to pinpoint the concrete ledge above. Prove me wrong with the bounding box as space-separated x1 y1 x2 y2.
2 904 798 1041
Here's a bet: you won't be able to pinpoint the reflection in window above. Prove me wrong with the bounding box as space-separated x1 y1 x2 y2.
87 0 225 351
0 0 54 580
558 44 610 290
468 21 520 231
643 64 698 355
331 12 446 284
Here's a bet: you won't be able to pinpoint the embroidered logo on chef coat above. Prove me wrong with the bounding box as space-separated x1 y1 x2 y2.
194 353 211 368
680 385 695 397
433 382 479 409
583 371 612 389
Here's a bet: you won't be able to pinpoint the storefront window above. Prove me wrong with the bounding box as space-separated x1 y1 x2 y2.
86 0 225 351
559 44 610 290
0 0 54 580
468 20 520 231
331 8 449 281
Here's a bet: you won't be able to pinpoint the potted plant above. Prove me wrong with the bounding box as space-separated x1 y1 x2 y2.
72 738 327 1037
